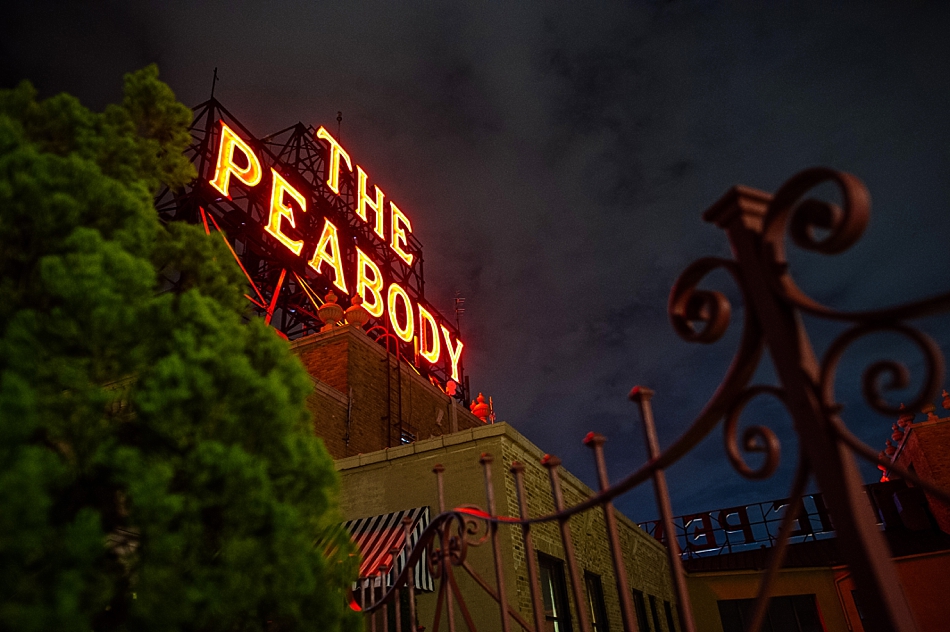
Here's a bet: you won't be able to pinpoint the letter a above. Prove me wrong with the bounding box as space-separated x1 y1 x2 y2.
308 219 348 294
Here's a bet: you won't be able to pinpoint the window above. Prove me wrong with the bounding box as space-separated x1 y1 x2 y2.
664 600 677 632
649 595 662 632
584 572 609 632
717 594 824 632
632 589 651 632
850 590 865 623
539 554 573 632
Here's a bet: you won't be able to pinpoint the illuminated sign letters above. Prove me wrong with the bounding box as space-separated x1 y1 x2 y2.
639 494 836 556
209 121 464 381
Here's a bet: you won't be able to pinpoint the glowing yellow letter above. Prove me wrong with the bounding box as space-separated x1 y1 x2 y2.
390 202 414 265
265 169 307 256
210 123 262 198
308 219 348 294
441 326 464 382
356 166 386 238
355 248 384 317
418 305 441 364
387 283 414 342
316 126 352 195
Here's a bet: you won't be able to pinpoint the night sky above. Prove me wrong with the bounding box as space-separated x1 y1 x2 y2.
5 1 950 523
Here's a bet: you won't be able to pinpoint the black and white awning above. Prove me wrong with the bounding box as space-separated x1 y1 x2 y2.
344 506 433 592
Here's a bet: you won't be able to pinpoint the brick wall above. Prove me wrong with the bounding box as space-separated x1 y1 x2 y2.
499 430 677 632
292 326 484 460
303 378 350 458
335 423 678 632
895 416 950 534
292 327 678 631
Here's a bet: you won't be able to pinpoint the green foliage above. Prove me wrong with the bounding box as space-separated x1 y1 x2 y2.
0 66 359 631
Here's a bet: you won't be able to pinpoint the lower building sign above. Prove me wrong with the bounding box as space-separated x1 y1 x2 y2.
638 494 837 557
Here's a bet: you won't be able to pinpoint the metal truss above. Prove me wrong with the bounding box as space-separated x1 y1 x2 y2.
154 98 464 399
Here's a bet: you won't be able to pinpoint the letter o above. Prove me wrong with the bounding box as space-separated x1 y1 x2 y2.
387 283 414 342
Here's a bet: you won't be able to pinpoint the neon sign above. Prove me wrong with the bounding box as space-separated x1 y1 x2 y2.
209 122 464 382
638 494 836 557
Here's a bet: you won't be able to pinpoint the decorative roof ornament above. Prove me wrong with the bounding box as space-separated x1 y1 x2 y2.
884 439 896 457
891 423 903 443
897 403 914 428
470 393 490 422
922 401 939 422
318 291 344 331
344 295 371 331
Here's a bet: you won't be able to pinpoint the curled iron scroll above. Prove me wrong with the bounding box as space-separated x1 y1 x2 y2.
820 322 944 417
669 257 737 344
760 167 950 322
723 385 786 480
760 167 871 319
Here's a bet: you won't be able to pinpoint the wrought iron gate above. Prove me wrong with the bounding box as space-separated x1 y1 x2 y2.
355 168 950 632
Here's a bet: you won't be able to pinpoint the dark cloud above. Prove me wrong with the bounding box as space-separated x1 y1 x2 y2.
5 0 950 521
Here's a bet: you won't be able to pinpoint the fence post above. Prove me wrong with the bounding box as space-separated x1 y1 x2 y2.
702 180 917 631
511 461 547 632
542 455 592 632
480 453 512 632
629 389 697 632
584 433 640 632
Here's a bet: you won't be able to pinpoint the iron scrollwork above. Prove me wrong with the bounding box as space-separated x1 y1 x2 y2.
355 168 950 632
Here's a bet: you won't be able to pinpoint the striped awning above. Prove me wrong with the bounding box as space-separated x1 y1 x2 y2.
344 507 433 592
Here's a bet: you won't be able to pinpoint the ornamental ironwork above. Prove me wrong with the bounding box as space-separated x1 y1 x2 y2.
351 168 950 632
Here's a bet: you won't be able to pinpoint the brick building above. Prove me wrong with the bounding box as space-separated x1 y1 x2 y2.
291 323 680 632
292 325 485 458
643 398 950 632
891 397 950 534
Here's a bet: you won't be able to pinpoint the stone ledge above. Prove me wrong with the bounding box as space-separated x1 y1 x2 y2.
334 455 360 471
387 443 416 459
441 429 475 447
332 421 667 555
358 450 388 466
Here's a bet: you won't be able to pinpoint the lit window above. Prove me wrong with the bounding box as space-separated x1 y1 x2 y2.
584 572 609 632
539 554 573 632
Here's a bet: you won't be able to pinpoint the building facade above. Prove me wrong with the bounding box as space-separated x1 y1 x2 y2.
642 400 950 632
292 324 680 632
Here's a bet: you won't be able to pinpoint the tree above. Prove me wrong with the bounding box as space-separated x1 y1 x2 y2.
0 66 359 632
